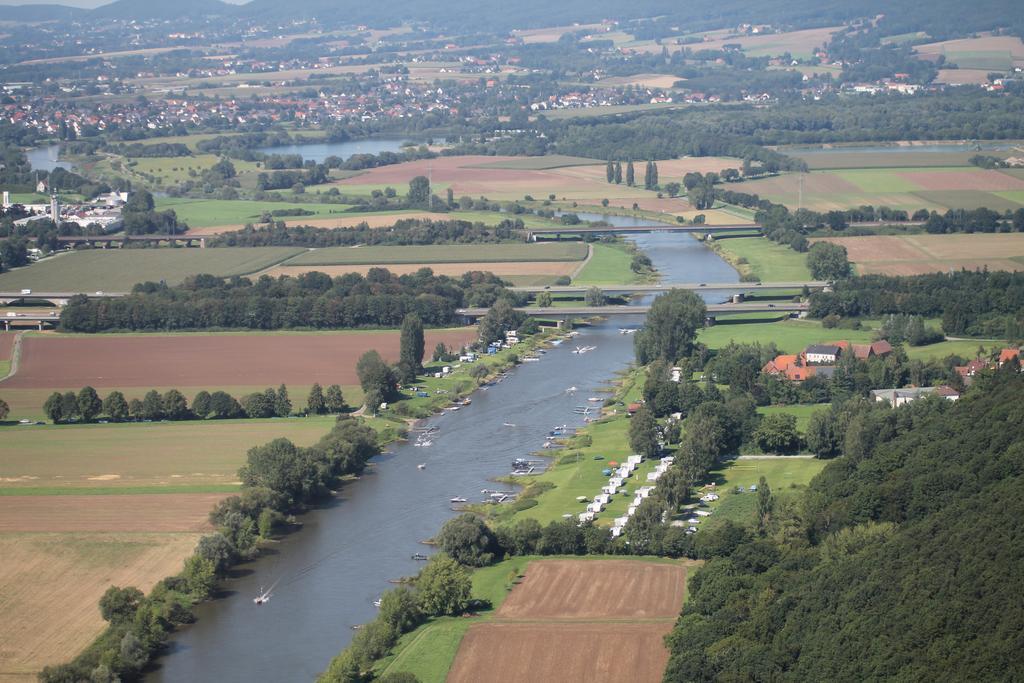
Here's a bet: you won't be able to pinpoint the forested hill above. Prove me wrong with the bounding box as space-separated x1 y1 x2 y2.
664 368 1024 682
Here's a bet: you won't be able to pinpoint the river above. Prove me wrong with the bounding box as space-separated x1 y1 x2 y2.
149 231 738 682
256 138 410 164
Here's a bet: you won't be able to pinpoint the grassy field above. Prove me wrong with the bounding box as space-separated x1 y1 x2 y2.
711 237 813 281
0 248 303 291
698 318 876 353
0 415 338 493
757 403 826 433
155 198 354 227
696 457 827 528
285 242 587 266
572 243 640 284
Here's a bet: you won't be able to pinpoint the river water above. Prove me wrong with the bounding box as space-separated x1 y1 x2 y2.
149 231 738 682
256 138 409 164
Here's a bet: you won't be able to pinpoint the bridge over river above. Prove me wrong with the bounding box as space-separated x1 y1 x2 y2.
456 301 808 320
509 281 828 295
524 223 761 241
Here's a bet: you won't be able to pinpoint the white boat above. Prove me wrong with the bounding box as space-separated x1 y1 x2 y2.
503 422 516 427
373 597 382 608
566 386 577 393
253 586 272 605
450 496 467 503
417 463 426 470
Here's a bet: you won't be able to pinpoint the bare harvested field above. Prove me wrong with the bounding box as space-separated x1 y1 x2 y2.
812 234 1024 275
934 69 992 85
0 532 199 680
0 332 13 361
261 261 578 279
915 35 1024 70
2 329 476 389
187 211 445 235
497 559 687 620
447 622 673 683
0 494 220 532
513 23 605 43
335 155 652 200
598 73 683 89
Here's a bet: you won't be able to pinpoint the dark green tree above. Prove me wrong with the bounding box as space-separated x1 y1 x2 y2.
756 475 773 533
398 313 425 384
162 389 190 420
626 160 635 186
43 391 63 423
102 390 129 422
753 413 802 454
325 384 347 413
629 404 660 459
634 289 707 364
614 161 622 184
606 159 614 183
807 242 851 280
307 383 326 415
415 554 471 617
141 390 163 420
192 390 212 419
437 513 498 567
99 586 144 624
77 386 102 422
407 175 431 208
275 384 292 417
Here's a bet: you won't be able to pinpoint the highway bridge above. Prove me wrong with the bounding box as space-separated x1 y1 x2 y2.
456 301 808 320
56 234 207 248
1 312 61 330
509 281 828 295
0 291 129 306
524 223 761 240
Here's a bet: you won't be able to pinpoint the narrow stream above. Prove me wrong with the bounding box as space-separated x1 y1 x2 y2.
149 232 738 682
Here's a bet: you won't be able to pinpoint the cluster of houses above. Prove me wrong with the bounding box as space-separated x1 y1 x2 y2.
955 347 1021 385
762 340 894 382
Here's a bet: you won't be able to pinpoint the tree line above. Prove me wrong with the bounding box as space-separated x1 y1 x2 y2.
809 270 1024 339
41 383 349 423
59 268 516 333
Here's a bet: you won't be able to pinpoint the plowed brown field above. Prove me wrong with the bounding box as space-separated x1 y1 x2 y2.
496 559 687 620
2 328 476 389
447 622 673 683
449 559 691 683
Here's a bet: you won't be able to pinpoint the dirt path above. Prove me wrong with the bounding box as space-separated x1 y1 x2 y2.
0 332 24 383
570 243 594 280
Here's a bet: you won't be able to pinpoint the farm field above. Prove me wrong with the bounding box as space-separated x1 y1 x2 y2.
594 73 683 89
757 403 824 432
446 558 690 683
0 531 200 681
283 242 586 265
786 149 1011 170
811 233 1024 275
711 236 813 281
0 415 337 491
495 559 686 619
155 198 355 227
914 35 1024 70
333 155 657 201
0 248 304 292
448 623 673 683
185 210 447 235
0 494 221 531
464 155 601 170
2 328 477 393
739 167 1024 213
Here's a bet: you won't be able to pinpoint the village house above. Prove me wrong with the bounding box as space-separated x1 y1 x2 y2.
804 344 842 365
871 386 960 406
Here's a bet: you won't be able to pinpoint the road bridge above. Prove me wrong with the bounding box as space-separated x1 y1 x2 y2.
56 234 206 248
1 312 61 330
509 281 828 295
456 301 807 321
0 291 129 306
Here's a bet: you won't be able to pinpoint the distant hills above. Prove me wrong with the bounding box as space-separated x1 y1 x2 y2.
90 0 235 20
